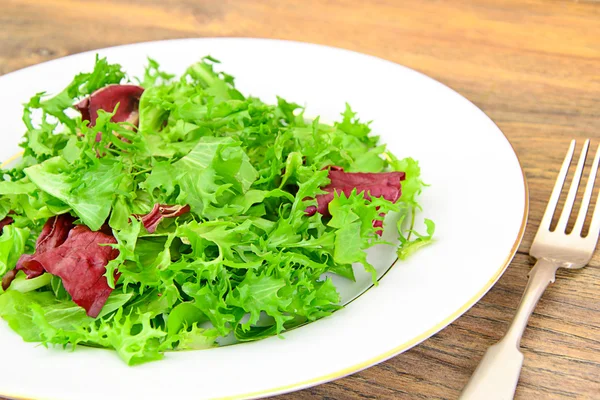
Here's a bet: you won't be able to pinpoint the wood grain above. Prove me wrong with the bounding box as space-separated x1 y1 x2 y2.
1 0 599 398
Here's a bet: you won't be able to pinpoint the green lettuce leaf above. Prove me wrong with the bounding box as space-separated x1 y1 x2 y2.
0 225 29 276
24 157 122 231
0 289 132 342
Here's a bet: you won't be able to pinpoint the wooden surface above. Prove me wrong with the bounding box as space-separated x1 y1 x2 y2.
2 0 600 398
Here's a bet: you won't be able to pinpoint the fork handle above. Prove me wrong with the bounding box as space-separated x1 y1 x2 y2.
459 258 560 400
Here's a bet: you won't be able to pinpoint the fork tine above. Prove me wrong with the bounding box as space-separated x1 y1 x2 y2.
556 139 590 232
574 143 600 235
539 140 576 230
586 144 600 241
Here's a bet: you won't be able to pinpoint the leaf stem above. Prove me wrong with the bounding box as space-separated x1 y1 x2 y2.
406 206 416 241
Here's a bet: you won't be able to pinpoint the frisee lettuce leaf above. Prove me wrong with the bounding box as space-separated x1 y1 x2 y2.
397 218 436 260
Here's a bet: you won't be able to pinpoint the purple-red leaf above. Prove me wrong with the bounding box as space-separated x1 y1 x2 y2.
1 270 16 291
33 226 118 317
16 214 76 278
12 214 119 318
75 84 144 127
0 216 13 233
134 204 191 233
305 167 405 217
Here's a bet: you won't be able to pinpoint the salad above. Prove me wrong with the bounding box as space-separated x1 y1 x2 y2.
0 56 433 365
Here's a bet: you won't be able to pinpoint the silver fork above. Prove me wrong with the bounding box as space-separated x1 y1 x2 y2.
460 139 600 400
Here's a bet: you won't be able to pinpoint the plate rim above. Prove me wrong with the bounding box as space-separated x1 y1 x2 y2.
0 37 529 400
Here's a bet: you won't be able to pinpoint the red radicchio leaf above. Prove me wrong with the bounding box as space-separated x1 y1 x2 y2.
11 214 119 318
1 270 16 291
16 214 76 279
75 84 144 127
31 226 119 317
372 219 384 230
306 168 406 217
134 204 191 234
0 216 13 233
305 167 405 235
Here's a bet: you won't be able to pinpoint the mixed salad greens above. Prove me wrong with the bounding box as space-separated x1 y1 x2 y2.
0 56 433 365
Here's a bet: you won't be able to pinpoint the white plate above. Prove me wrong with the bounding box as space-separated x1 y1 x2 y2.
0 38 528 400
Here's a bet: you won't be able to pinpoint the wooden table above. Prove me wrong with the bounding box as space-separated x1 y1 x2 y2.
2 0 599 398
